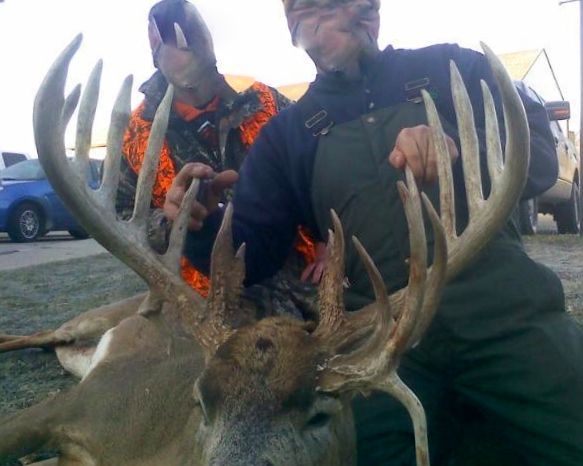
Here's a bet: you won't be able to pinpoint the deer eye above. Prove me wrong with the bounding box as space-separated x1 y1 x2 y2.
306 411 332 429
303 395 342 431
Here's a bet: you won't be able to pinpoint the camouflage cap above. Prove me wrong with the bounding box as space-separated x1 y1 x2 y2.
148 0 214 51
283 0 381 12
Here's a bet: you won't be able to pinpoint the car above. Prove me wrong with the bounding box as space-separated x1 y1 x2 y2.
0 158 102 242
0 150 29 170
516 82 580 235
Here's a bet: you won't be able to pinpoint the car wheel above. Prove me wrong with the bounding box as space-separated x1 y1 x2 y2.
555 180 580 234
518 198 538 235
68 227 90 240
7 203 45 242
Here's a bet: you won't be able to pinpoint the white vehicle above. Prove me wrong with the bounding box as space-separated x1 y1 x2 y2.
0 150 29 170
517 83 580 235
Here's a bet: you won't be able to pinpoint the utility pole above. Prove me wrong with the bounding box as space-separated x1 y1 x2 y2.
559 0 582 234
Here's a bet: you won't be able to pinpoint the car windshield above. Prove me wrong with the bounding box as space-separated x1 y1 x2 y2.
0 159 46 181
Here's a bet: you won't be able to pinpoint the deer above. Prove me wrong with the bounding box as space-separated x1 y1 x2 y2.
0 31 529 466
0 293 146 378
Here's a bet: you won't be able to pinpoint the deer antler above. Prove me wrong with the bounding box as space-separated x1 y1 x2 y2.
314 44 529 466
33 35 244 360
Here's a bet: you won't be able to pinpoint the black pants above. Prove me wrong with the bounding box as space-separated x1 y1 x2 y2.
353 298 583 466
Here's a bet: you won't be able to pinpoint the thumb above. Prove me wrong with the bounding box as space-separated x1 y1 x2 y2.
206 170 239 209
388 148 405 169
211 170 239 195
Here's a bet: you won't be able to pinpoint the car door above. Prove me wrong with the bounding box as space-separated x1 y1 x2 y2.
42 176 72 229
548 120 572 183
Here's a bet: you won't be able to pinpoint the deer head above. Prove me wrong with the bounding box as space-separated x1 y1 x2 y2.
0 33 528 466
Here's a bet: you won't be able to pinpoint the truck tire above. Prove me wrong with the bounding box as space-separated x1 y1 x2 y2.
518 198 538 235
555 180 580 234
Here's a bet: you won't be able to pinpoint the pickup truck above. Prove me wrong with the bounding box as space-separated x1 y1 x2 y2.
517 83 580 234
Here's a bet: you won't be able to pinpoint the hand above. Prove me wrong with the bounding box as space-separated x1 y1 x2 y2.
163 163 238 231
388 125 459 183
300 242 328 284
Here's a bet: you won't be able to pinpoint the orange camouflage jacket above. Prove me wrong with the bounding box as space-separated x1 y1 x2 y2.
118 74 315 297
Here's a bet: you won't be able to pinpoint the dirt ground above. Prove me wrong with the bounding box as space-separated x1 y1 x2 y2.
0 234 581 464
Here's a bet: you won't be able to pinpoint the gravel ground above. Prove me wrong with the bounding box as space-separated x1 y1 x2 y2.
523 234 583 322
0 234 581 464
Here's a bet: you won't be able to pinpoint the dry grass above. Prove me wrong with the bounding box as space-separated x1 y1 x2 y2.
0 234 581 465
0 253 145 418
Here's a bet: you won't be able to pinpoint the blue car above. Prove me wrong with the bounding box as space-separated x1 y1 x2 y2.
0 158 102 242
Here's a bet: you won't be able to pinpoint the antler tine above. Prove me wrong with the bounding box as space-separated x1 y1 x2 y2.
481 42 529 203
451 62 485 218
192 203 248 357
75 60 102 184
352 236 389 308
97 74 133 209
316 235 391 374
423 90 457 244
314 210 347 338
388 167 427 353
164 178 202 273
381 373 430 466
407 193 448 347
34 35 207 333
62 84 82 129
423 90 458 245
131 84 174 232
483 81 504 192
433 44 529 282
319 166 436 385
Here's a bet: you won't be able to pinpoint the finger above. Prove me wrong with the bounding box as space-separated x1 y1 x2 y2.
211 170 239 196
164 202 180 223
446 136 459 162
388 148 406 168
424 132 438 183
206 170 239 209
165 185 185 209
300 263 316 283
396 130 425 179
312 262 326 284
190 202 208 223
174 162 215 188
188 217 204 231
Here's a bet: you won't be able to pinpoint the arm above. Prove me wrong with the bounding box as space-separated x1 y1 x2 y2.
182 119 303 286
515 85 557 199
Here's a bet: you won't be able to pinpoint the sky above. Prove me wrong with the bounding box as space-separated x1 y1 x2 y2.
0 0 580 155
